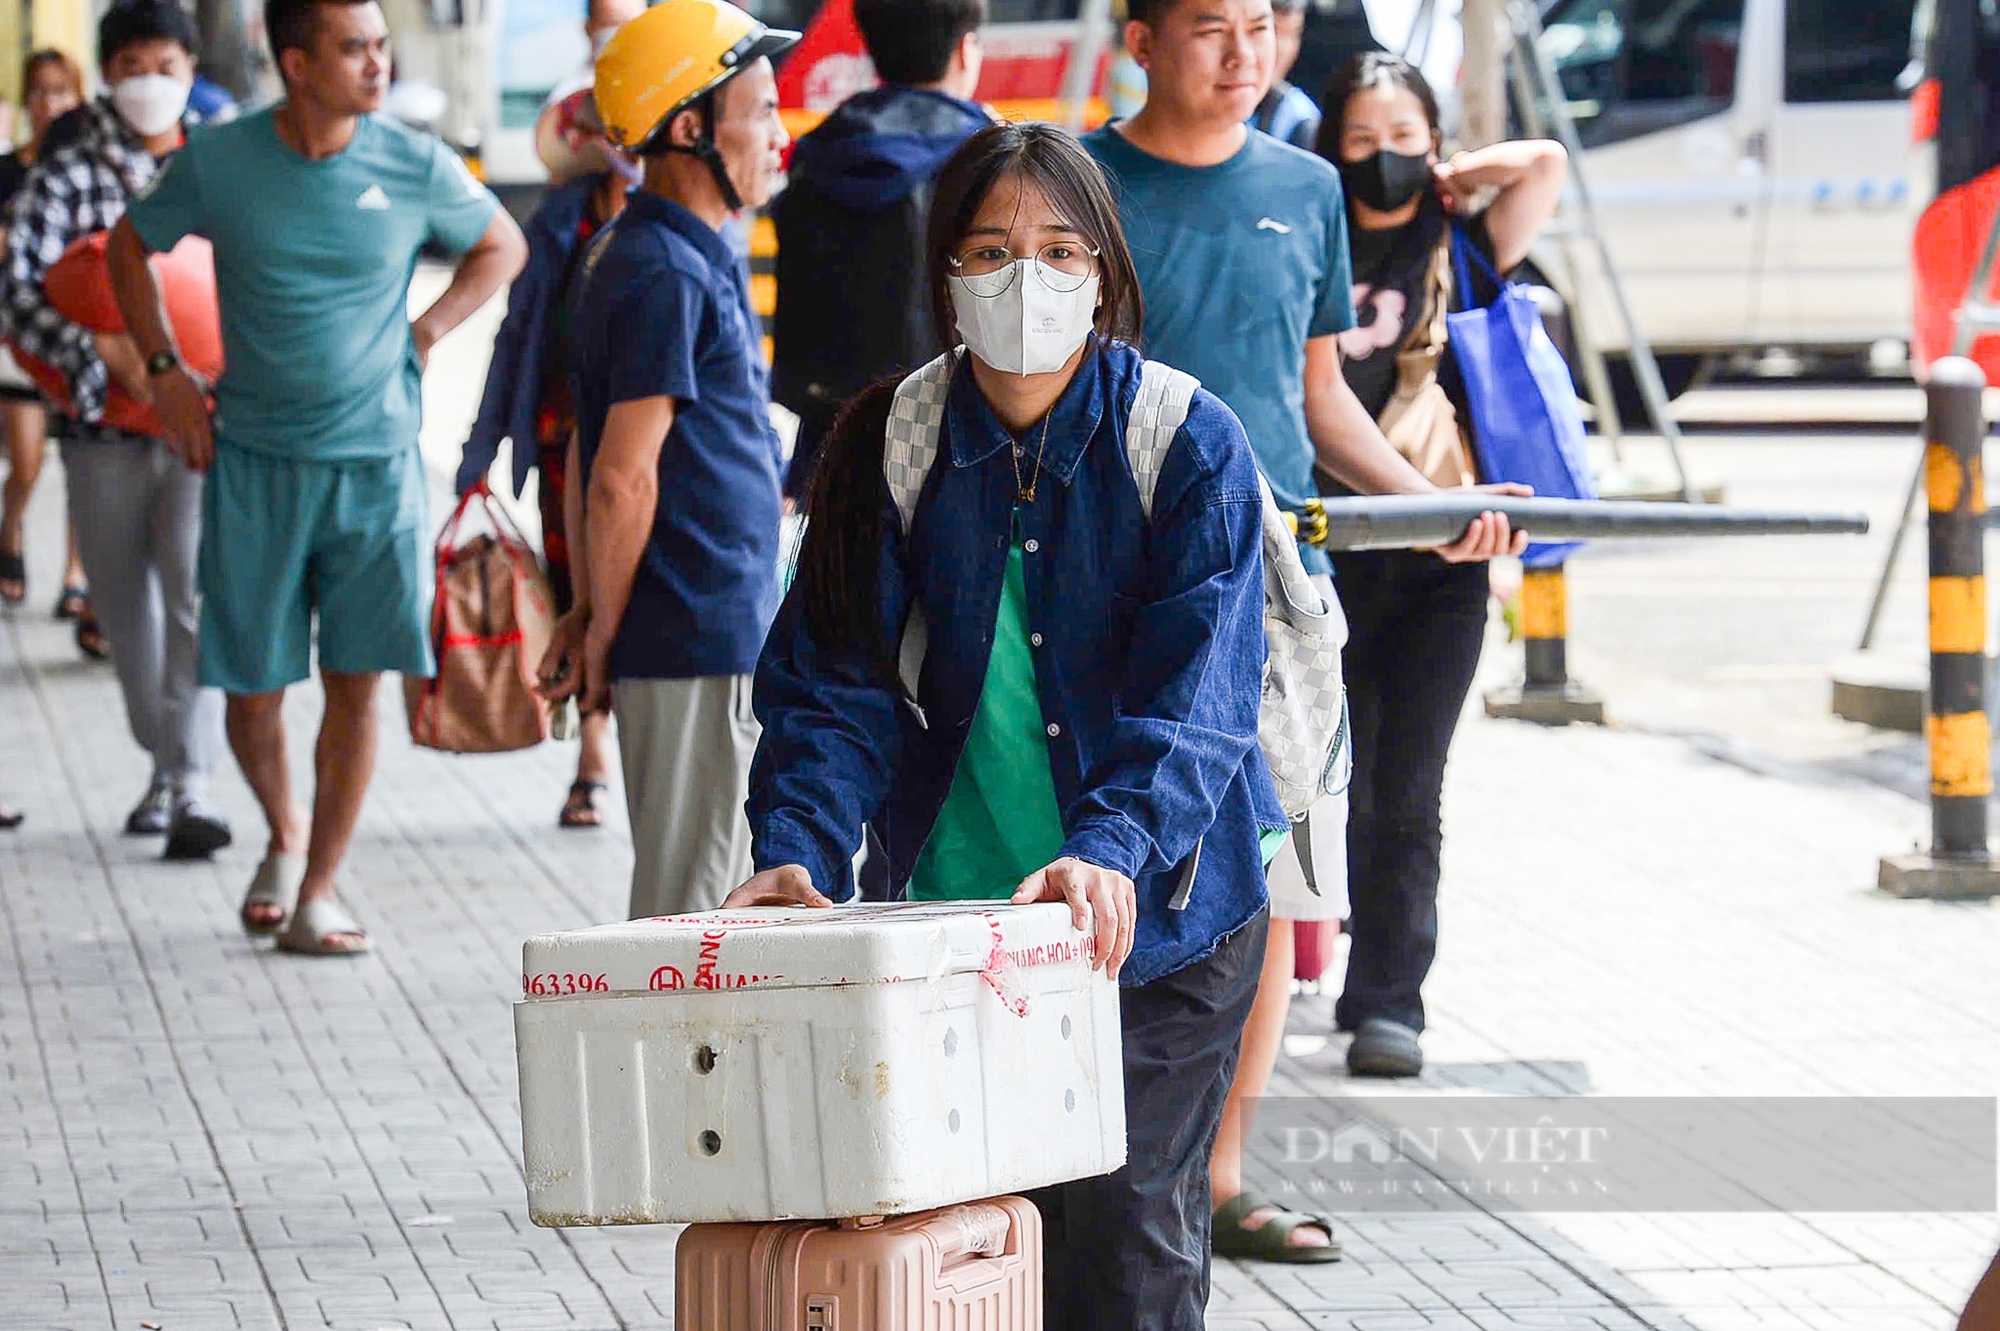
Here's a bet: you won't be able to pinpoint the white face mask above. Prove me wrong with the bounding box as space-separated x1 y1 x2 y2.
948 262 1101 377
589 26 617 59
112 74 190 138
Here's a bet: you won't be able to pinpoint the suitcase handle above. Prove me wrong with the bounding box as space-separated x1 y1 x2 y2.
836 1205 1013 1263
935 1202 1013 1264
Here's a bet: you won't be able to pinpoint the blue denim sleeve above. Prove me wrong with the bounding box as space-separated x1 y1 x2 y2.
457 246 546 496
1059 389 1269 883
747 508 911 900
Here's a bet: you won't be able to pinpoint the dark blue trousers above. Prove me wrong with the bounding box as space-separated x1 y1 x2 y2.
1028 907 1268 1330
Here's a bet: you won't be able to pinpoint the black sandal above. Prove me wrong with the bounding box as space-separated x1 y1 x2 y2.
74 609 109 661
1211 1191 1342 1264
0 805 21 830
560 779 607 829
0 550 23 605
53 583 86 621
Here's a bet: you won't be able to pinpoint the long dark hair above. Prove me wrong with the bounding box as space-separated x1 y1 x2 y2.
1315 51 1448 287
794 121 1143 676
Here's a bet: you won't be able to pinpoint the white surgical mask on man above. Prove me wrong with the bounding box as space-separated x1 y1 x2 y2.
947 262 1101 377
112 73 190 137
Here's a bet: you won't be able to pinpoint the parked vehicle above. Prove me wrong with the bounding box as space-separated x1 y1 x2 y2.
1525 0 1928 406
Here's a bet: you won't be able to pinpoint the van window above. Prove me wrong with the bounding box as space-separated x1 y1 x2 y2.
1540 0 1747 148
1784 0 1921 103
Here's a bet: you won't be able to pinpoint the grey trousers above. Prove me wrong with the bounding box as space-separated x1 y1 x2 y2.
613 674 759 919
65 438 224 798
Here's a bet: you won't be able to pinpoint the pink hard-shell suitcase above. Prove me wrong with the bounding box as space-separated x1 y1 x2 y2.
675 1195 1042 1329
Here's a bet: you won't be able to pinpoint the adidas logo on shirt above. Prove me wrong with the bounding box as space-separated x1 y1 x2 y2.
356 184 391 211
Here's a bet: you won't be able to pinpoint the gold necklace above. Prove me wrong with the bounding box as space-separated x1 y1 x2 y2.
1011 409 1054 504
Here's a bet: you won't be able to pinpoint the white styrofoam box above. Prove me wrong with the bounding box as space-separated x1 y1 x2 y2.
514 901 1126 1226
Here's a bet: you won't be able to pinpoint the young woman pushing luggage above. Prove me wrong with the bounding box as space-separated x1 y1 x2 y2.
729 121 1288 1330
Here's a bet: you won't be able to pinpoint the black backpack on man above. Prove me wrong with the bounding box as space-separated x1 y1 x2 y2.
770 0 990 503
772 86 988 500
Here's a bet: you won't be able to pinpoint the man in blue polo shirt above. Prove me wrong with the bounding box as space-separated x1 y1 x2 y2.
538 0 797 918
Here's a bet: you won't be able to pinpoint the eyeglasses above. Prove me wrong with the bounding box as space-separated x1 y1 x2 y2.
948 240 1102 296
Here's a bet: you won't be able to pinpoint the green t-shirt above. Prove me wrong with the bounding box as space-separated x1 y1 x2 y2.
125 107 499 461
906 533 1292 902
908 539 1066 901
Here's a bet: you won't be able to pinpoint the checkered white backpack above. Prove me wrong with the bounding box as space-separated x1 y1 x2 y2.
884 351 1349 845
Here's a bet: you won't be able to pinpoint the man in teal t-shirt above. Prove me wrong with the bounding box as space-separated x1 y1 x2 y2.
128 110 497 463
1081 0 1524 1267
110 0 525 956
1085 123 1354 564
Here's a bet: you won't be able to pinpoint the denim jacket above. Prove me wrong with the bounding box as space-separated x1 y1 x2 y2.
455 176 601 497
749 340 1286 986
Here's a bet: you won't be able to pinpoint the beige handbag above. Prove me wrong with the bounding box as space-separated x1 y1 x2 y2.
1377 239 1476 488
1318 237 1477 493
405 483 556 754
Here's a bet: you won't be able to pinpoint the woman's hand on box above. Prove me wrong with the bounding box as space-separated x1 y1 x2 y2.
1012 857 1135 982
725 865 833 909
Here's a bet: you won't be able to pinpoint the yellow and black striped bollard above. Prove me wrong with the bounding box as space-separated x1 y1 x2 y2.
1881 356 2000 898
1484 563 1605 726
751 213 778 364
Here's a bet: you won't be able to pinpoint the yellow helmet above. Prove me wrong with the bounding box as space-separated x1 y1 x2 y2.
594 0 800 155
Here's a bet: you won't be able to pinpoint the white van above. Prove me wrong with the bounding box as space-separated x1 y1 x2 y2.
1525 0 1927 401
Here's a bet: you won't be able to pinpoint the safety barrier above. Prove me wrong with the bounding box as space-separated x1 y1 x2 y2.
1880 357 2000 899
750 214 778 363
1306 495 1870 549
1486 564 1605 725
1298 495 1872 728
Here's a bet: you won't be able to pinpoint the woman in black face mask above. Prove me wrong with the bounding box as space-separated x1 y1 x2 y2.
1308 53 1565 1079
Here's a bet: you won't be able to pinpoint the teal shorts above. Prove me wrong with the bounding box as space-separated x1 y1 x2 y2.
198 441 433 695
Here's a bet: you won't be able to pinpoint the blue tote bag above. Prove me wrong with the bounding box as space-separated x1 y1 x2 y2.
1446 225 1595 566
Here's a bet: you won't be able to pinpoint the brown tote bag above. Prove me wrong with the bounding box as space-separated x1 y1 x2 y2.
405 481 556 754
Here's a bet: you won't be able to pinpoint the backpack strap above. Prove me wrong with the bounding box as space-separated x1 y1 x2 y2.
1123 360 1202 520
884 351 960 536
885 351 959 728
1120 360 1202 908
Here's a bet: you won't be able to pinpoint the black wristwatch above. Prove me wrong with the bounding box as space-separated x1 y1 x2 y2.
145 349 180 378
